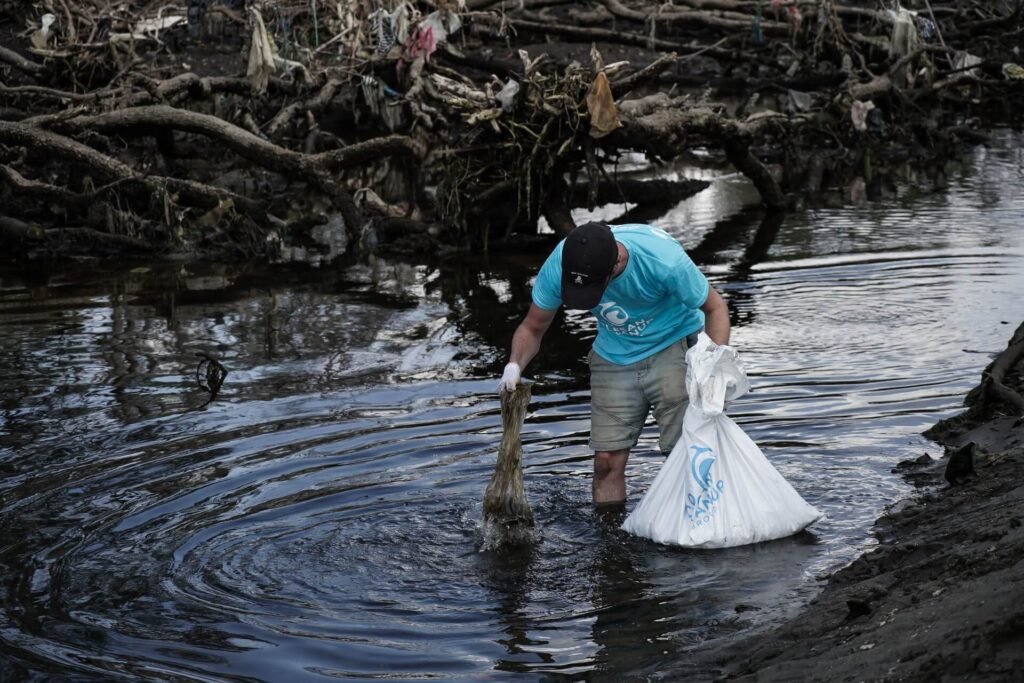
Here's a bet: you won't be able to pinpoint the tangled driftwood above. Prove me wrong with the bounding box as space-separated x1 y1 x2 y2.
1 0 1022 260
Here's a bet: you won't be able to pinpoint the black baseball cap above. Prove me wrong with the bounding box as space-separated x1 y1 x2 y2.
561 222 617 310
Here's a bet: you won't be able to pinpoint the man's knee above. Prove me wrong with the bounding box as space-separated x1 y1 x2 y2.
594 449 628 478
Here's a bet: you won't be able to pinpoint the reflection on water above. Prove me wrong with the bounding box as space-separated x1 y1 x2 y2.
1 132 1023 680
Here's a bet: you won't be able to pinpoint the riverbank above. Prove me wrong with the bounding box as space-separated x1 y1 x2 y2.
693 321 1024 681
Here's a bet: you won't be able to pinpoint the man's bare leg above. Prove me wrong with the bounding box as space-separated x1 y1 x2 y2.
593 448 630 504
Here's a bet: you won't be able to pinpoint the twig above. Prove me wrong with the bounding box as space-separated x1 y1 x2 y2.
0 45 47 78
922 0 955 69
0 82 122 102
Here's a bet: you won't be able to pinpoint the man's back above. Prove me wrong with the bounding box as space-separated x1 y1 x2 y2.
532 224 709 364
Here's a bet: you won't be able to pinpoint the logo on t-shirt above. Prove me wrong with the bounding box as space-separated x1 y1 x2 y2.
598 302 652 336
598 302 629 325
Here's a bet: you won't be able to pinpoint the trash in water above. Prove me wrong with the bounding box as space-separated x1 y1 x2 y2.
482 383 535 548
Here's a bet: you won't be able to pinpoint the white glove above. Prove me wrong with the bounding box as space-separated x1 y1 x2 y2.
499 362 521 392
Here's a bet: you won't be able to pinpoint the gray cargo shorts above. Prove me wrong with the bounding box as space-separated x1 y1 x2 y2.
587 334 697 455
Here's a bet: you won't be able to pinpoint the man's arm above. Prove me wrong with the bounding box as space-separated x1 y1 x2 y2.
509 304 558 370
701 286 730 345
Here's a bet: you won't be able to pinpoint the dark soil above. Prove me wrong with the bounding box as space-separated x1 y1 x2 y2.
686 322 1024 682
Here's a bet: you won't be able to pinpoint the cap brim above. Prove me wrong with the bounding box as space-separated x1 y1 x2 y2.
561 278 607 310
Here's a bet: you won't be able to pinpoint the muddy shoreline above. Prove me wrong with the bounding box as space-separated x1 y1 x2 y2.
688 321 1024 681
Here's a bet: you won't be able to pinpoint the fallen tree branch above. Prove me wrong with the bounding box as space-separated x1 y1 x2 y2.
666 0 894 22
9 103 428 250
948 0 1024 37
315 135 425 170
0 46 46 79
0 213 155 253
119 74 301 108
723 136 787 210
467 0 571 9
0 126 261 215
265 77 343 139
611 52 680 95
984 340 1024 413
568 177 710 208
616 94 788 210
0 215 41 241
53 105 420 180
0 82 123 102
49 226 157 253
0 163 84 206
0 120 139 181
473 13 700 51
601 0 789 35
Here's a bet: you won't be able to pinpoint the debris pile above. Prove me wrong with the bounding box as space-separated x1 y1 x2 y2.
1 1 1021 260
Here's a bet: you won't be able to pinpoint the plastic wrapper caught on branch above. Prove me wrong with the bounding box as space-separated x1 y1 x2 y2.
369 8 396 55
495 79 520 111
398 9 461 68
954 52 983 78
420 10 462 44
888 6 920 60
30 13 56 50
247 8 277 94
850 99 876 132
361 76 405 131
585 71 621 138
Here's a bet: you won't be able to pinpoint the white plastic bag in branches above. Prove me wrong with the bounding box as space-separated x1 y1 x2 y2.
621 334 823 548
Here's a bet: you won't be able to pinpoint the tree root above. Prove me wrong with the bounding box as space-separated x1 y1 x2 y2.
982 338 1024 414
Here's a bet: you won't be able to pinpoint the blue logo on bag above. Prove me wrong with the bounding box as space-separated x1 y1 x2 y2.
690 446 715 490
684 444 726 529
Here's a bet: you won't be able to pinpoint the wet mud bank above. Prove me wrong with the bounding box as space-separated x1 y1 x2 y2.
692 321 1024 682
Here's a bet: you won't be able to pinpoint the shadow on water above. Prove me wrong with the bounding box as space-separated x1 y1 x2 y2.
1 130 1023 680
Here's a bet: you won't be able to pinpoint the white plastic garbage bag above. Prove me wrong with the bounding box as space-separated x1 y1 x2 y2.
621 334 822 548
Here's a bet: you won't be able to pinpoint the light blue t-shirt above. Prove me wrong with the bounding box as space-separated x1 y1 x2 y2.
532 224 709 365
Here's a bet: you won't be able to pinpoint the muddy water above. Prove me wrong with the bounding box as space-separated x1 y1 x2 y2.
2 132 1022 680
